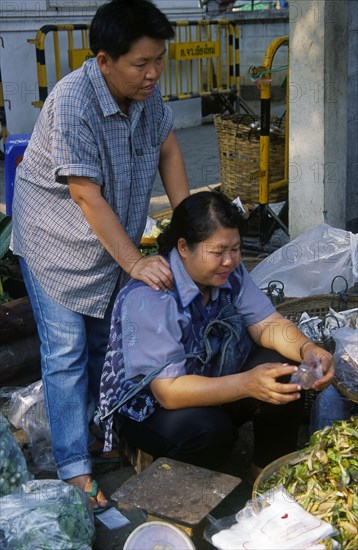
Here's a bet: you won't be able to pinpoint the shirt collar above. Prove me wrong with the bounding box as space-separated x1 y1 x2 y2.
86 58 145 119
169 248 232 308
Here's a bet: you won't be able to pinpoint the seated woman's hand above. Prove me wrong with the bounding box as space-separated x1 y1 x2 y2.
130 254 173 291
301 344 335 392
244 363 302 405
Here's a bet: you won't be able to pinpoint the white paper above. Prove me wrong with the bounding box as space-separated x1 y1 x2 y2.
95 507 130 530
211 487 336 550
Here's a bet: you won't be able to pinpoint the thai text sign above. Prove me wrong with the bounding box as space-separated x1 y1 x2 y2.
68 48 94 71
169 41 220 60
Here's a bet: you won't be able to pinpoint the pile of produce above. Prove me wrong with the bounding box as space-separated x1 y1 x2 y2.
0 480 95 549
140 216 170 251
0 412 32 496
0 412 95 549
258 416 358 549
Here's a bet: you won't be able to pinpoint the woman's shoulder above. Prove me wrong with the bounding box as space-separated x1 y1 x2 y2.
115 280 179 314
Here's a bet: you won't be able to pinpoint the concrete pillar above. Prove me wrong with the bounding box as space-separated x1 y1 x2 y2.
289 0 349 239
347 0 358 233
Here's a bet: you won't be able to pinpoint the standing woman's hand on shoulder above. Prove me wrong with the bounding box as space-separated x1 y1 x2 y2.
128 254 174 292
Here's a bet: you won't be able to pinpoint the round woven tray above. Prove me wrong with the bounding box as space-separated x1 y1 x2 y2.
333 379 358 403
252 450 306 499
276 294 358 321
241 256 263 272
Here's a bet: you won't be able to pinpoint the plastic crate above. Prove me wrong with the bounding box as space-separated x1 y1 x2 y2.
5 134 31 217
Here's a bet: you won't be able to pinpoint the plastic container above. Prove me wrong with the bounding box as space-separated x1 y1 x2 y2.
4 134 31 217
123 520 196 550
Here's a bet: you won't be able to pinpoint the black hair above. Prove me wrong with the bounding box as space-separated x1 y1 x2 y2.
89 0 175 59
157 191 243 256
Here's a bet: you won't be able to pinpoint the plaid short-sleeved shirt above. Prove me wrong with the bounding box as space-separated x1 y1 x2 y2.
11 58 173 318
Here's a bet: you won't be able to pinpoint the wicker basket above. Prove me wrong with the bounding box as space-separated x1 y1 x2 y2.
213 113 287 202
241 256 263 272
277 293 358 403
252 450 305 499
333 378 358 403
275 293 358 322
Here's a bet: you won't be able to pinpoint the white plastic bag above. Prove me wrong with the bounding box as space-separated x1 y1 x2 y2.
0 479 95 549
142 216 158 238
333 327 358 395
7 381 56 471
250 224 358 297
206 486 338 550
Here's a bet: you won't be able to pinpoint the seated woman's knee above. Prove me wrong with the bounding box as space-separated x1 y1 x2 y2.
172 411 237 468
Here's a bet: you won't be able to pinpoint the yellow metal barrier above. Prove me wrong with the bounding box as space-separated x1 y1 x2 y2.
161 20 239 102
28 21 240 108
27 24 91 108
0 43 9 146
251 36 289 206
246 36 289 246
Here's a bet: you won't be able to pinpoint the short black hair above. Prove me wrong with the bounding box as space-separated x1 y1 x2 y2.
157 191 243 256
90 0 174 59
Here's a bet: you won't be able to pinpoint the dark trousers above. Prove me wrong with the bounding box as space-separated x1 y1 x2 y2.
115 347 304 469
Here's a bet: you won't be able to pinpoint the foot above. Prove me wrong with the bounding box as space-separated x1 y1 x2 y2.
89 440 121 461
66 474 109 512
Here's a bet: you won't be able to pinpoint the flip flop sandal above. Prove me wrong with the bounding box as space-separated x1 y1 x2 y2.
84 479 110 515
90 448 121 464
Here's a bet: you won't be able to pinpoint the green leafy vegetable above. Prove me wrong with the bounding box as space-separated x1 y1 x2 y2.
258 417 358 549
0 412 31 497
0 480 95 549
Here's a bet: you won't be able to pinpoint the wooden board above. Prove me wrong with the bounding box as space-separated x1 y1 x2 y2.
112 457 241 529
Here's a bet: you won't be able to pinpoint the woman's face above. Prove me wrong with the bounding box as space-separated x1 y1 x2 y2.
178 226 241 291
97 37 166 109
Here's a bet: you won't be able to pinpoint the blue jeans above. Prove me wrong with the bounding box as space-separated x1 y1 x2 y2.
310 385 358 434
19 257 115 480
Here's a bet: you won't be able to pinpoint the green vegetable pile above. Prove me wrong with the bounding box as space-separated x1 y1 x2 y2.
258 416 358 549
0 480 95 549
139 244 159 257
0 412 31 497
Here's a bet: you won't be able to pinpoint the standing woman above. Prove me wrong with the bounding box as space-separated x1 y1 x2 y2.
11 0 189 511
99 192 335 479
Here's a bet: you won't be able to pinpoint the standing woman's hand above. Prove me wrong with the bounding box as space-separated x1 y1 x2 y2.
129 254 173 292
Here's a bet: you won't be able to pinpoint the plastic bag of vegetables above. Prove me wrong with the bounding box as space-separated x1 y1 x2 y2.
7 380 56 471
0 411 32 497
0 479 95 549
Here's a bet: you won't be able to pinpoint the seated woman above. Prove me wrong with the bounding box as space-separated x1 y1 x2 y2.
98 191 335 478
